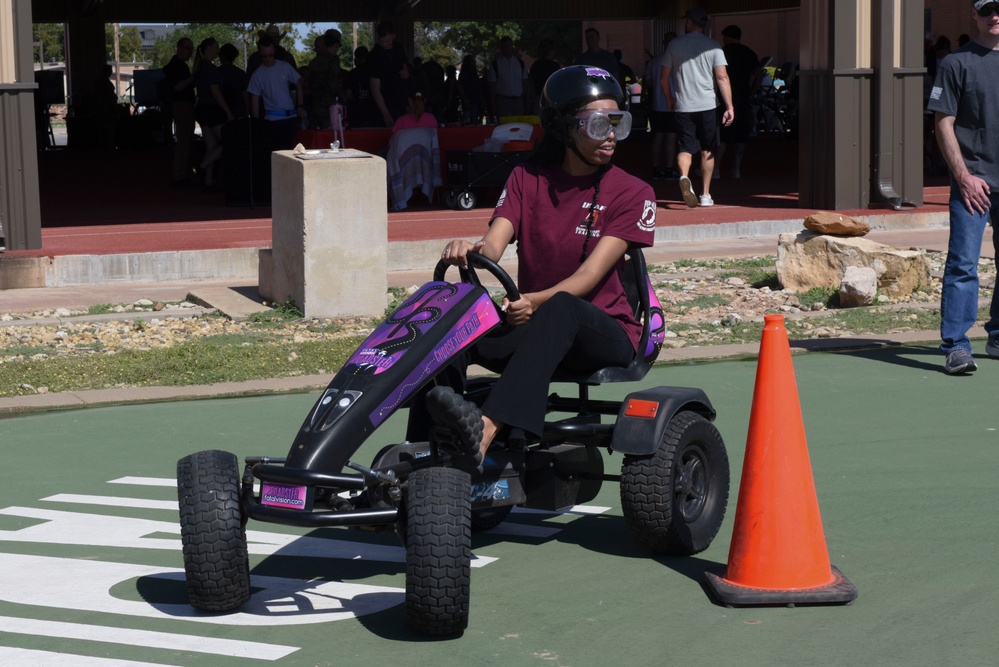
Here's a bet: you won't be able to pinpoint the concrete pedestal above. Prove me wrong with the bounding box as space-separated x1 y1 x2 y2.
261 151 387 318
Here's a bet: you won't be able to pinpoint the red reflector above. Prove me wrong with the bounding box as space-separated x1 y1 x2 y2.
625 399 659 418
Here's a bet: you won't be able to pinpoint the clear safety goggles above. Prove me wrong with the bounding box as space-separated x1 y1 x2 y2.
575 109 632 141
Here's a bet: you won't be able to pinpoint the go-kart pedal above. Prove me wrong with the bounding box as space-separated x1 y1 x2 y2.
426 386 485 469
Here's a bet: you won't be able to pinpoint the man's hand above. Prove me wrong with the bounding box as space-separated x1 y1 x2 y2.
957 172 992 216
721 108 734 126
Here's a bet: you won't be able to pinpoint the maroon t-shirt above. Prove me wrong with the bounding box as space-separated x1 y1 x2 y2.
493 161 657 350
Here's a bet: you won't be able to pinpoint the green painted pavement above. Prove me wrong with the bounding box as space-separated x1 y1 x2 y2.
0 343 997 666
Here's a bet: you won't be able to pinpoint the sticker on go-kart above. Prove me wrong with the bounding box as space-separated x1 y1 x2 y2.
644 277 666 362
260 482 313 511
345 282 480 375
369 290 501 426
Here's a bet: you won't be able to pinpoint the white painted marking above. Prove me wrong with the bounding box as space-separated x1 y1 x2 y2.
0 553 402 627
0 506 498 567
512 505 611 516
0 615 297 659
0 647 178 666
43 494 177 510
109 477 176 487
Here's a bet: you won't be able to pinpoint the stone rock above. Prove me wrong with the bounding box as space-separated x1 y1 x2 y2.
776 231 931 297
839 266 878 307
803 211 871 236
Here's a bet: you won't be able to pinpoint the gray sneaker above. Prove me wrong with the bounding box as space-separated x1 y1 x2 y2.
987 338 999 359
944 348 978 375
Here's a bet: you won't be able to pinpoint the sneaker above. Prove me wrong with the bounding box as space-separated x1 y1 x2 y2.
679 176 698 208
987 338 999 359
699 194 714 207
652 167 668 180
943 348 978 375
728 168 741 179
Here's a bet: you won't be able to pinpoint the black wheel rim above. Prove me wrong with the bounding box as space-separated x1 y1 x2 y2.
674 444 708 522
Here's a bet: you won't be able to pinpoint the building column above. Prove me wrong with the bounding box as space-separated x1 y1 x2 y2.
798 0 924 210
798 0 873 209
0 0 41 252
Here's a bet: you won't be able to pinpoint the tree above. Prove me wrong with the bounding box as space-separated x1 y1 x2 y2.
33 23 65 64
105 24 143 63
414 21 523 70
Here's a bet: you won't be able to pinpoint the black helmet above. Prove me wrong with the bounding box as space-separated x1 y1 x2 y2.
540 66 625 143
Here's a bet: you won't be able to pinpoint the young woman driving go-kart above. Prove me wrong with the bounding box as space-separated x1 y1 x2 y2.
431 65 658 465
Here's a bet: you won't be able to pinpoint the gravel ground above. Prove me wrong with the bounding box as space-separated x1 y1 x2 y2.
1 250 994 366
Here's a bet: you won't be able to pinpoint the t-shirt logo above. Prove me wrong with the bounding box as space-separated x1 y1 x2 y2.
496 187 507 207
637 200 656 232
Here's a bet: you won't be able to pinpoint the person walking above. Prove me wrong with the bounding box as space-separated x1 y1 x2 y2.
927 0 999 375
661 7 733 208
716 25 762 179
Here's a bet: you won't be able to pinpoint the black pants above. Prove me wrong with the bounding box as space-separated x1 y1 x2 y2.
407 292 635 441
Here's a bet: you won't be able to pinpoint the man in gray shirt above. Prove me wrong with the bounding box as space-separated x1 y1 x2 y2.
661 7 733 208
927 0 999 375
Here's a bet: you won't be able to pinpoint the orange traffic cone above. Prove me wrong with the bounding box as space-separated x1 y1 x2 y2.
705 314 857 606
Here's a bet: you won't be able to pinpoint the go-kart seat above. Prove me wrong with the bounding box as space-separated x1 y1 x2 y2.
550 247 663 386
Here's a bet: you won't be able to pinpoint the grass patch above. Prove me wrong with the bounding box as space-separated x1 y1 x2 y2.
87 304 114 315
3 346 51 357
0 335 366 397
248 300 303 325
798 286 838 308
677 294 731 311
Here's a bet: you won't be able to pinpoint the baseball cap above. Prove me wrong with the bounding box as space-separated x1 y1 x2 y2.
974 1 999 10
683 7 709 25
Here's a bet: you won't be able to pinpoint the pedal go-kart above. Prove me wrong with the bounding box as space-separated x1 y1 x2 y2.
177 250 730 636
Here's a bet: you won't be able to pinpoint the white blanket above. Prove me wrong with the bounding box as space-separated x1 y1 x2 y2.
386 128 442 211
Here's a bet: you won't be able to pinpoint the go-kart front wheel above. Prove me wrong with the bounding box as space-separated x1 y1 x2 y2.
620 411 730 555
404 466 471 636
177 449 251 611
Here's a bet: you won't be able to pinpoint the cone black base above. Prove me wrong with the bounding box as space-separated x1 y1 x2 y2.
704 566 858 608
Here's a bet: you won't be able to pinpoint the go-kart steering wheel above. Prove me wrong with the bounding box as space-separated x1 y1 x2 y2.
433 252 521 303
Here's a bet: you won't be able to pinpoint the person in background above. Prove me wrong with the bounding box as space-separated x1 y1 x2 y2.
926 0 999 375
305 30 343 129
715 25 761 179
345 45 377 128
163 37 196 187
458 54 485 125
246 24 297 76
486 36 531 119
392 88 438 132
645 32 679 179
247 37 305 149
529 40 561 114
218 43 248 119
661 7 733 208
614 49 636 87
574 27 618 79
192 37 234 188
369 21 411 127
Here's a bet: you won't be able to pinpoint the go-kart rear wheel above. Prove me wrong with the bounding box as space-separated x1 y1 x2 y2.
404 466 471 636
620 411 729 556
177 449 251 611
442 187 459 209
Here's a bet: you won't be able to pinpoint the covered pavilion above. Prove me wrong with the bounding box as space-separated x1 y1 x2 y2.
3 1 924 252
